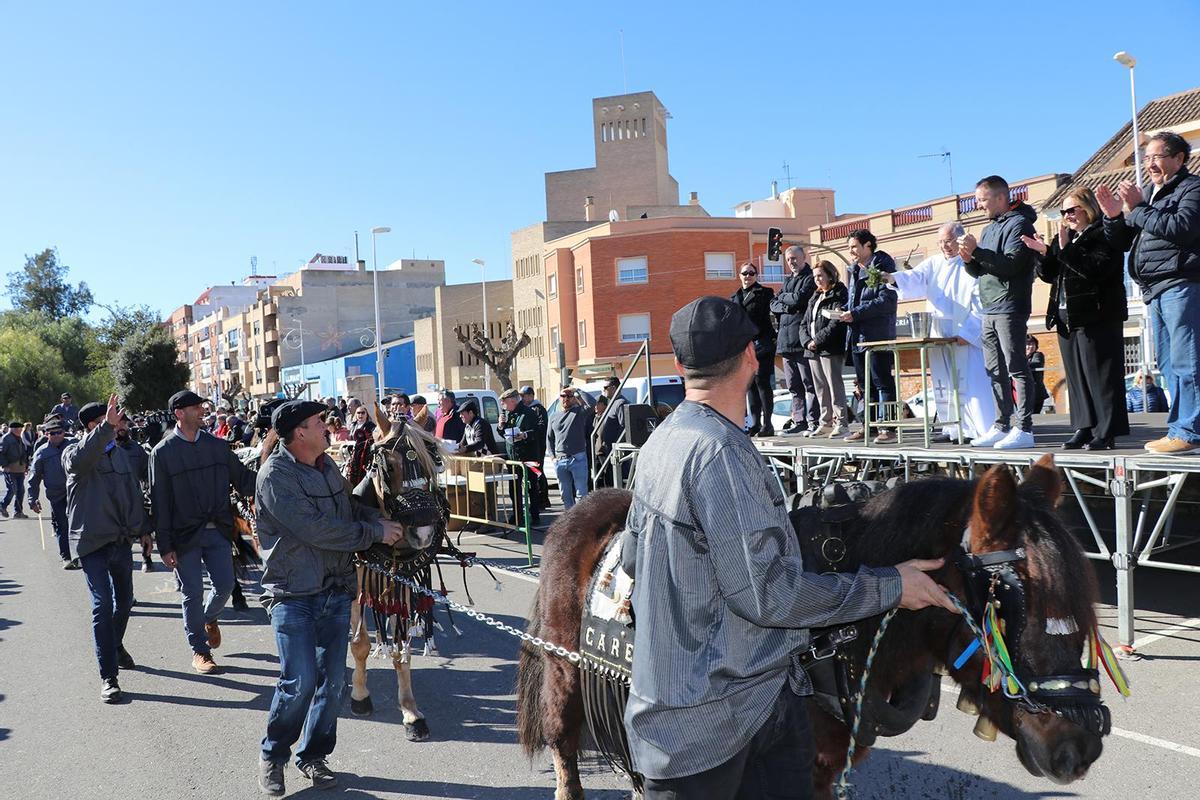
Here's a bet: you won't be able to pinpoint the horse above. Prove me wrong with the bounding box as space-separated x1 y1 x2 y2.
516 454 1123 799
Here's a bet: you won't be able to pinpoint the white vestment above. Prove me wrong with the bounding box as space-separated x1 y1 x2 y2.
892 255 994 439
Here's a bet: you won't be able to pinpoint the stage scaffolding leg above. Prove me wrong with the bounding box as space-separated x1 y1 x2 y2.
1110 459 1136 652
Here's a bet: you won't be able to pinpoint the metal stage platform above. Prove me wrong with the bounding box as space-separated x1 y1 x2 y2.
609 413 1200 652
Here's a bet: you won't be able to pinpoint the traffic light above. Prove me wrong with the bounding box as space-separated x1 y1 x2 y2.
767 227 783 261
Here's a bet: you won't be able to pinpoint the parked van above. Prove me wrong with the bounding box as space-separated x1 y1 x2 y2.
578 375 686 409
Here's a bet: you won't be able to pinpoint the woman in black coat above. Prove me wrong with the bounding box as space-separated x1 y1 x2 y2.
1025 187 1129 450
800 261 850 437
731 262 777 436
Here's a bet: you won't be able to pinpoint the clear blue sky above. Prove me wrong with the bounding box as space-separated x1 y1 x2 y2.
3 1 1198 319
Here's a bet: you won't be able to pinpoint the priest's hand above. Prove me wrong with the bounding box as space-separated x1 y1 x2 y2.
879 271 895 285
1096 185 1123 218
1117 180 1143 212
958 233 977 261
1020 234 1048 256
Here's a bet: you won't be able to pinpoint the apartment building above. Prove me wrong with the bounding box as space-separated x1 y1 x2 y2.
414 280 514 392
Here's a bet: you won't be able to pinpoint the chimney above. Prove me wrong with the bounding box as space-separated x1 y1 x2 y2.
771 180 778 200
356 259 366 271
689 191 699 206
585 195 595 222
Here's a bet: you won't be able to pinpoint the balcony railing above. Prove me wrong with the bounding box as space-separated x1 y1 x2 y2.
264 328 278 343
820 218 870 243
892 205 933 228
958 184 1029 216
263 301 277 316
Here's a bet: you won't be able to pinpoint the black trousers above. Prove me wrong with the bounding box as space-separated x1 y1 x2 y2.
1060 322 1130 440
507 467 540 524
643 685 813 800
747 348 777 430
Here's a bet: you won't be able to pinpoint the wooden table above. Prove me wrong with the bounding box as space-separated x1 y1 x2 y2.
858 336 964 448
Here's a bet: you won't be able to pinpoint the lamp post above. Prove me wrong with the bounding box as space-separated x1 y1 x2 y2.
371 226 391 402
1113 52 1144 188
471 258 489 391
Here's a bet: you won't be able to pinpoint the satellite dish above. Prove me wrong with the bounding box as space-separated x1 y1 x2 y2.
608 209 620 222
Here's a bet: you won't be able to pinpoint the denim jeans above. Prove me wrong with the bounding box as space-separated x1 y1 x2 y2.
851 347 896 425
554 453 589 510
175 526 236 654
1151 283 1200 443
261 590 353 765
981 313 1035 432
49 497 70 560
80 541 134 680
1 472 24 513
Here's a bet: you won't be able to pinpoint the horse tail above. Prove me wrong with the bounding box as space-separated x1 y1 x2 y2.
516 588 547 758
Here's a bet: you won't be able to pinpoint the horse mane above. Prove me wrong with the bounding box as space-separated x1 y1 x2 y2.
378 417 446 485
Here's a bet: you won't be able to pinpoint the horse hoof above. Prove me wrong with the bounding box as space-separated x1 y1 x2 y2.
350 696 374 716
405 718 430 742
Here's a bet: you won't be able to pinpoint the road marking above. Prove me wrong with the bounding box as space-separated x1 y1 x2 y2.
1131 616 1200 650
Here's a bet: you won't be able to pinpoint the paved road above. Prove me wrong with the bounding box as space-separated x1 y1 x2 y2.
1 510 1196 799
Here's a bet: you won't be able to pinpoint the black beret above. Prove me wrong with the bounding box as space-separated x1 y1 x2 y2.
168 390 206 412
669 296 759 369
79 402 106 428
458 400 479 415
271 400 327 437
7 420 22 428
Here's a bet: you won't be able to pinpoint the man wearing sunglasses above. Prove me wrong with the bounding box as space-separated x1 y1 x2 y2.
547 388 591 510
731 262 778 437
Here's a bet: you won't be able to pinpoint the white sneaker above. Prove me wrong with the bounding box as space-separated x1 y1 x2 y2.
994 428 1035 450
810 425 832 438
971 427 1009 448
829 425 848 438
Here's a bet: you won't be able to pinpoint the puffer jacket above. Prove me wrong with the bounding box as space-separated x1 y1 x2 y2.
1037 220 1128 332
801 283 850 356
63 422 148 560
845 250 898 346
256 444 384 607
1108 167 1200 301
964 202 1039 314
731 282 777 357
769 266 817 357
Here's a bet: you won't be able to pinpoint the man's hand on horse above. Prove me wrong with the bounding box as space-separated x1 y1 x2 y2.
162 551 178 570
895 557 956 612
380 521 406 546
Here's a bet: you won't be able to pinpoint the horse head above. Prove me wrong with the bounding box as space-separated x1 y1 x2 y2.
357 414 448 553
948 453 1109 784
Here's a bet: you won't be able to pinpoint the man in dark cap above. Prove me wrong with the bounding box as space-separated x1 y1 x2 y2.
27 419 76 567
64 395 154 703
457 400 499 456
149 389 274 675
255 399 404 795
499 388 540 526
1 420 29 518
52 392 81 432
620 297 955 798
520 386 550 508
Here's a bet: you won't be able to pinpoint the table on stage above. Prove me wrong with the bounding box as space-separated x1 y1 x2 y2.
859 336 965 449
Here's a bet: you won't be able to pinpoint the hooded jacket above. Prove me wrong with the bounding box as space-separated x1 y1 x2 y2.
63 422 148 559
1107 167 1200 301
769 265 817 357
964 202 1039 314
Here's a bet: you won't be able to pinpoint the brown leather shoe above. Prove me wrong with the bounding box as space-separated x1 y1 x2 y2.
205 621 221 650
1145 437 1200 455
192 652 222 674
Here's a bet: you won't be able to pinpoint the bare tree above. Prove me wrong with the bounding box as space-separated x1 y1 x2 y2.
282 381 308 400
453 323 531 391
219 378 242 409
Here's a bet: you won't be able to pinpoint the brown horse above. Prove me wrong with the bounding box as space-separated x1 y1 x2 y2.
516 455 1116 799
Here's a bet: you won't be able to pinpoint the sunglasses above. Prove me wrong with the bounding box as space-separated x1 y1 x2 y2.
740 271 757 277
1061 206 1081 216
560 393 573 398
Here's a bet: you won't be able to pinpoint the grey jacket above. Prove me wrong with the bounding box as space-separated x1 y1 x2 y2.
63 422 148 559
27 438 72 504
256 444 384 607
547 405 592 458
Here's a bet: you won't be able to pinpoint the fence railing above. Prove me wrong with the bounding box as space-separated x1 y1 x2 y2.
440 455 536 567
892 205 933 228
820 218 870 243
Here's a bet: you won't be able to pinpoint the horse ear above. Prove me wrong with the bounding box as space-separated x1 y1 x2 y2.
374 402 392 438
1021 453 1062 507
970 465 1018 552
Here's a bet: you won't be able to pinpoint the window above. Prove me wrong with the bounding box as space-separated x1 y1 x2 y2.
548 273 558 298
550 326 560 352
616 256 648 285
704 252 735 280
253 321 261 335
576 267 584 293
761 261 785 284
578 320 587 347
619 313 650 342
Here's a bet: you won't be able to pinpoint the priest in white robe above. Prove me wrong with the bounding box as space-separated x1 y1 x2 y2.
883 222 994 440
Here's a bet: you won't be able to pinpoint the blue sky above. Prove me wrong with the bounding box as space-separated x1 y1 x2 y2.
3 1 1198 319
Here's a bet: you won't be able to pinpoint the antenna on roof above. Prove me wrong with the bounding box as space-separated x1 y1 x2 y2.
919 149 955 196
781 160 793 187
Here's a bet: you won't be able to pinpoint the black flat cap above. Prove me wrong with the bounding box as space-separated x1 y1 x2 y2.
271 399 327 437
79 402 106 428
168 390 206 411
669 296 759 369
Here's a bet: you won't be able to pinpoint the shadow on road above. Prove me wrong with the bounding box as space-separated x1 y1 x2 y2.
856 747 1079 799
327 776 628 799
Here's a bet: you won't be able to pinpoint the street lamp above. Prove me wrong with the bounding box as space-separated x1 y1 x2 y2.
1113 52 1144 188
471 258 489 391
371 226 391 402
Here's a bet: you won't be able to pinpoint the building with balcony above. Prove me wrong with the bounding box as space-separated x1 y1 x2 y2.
413 280 514 393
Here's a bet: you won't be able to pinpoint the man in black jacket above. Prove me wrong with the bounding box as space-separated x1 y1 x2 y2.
0 421 28 518
1100 131 1200 455
731 262 777 437
458 401 499 456
520 386 550 508
770 246 818 435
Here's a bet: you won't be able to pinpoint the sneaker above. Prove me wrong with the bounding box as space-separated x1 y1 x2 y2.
809 426 832 438
192 652 222 674
781 419 796 433
1145 437 1200 455
258 759 285 797
829 425 848 438
971 427 1009 448
994 429 1036 450
873 430 897 444
12 511 28 519
63 558 82 571
101 677 122 704
117 646 136 670
781 424 806 436
0 507 8 519
205 621 222 650
141 557 153 573
843 430 865 442
297 759 338 790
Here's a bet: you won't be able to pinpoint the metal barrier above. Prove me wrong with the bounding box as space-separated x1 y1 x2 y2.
441 455 536 567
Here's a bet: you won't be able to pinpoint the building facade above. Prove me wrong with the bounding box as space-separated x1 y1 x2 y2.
413 280 514 393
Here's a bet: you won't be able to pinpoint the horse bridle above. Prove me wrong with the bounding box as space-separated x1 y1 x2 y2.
954 543 1112 737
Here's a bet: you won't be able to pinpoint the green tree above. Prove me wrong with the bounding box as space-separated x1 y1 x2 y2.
0 327 69 422
110 325 189 411
95 303 160 351
5 248 94 318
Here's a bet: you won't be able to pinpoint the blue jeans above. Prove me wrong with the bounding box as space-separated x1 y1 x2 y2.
554 453 589 510
261 590 353 765
175 526 236 654
1151 284 1200 443
1 472 24 513
80 541 134 680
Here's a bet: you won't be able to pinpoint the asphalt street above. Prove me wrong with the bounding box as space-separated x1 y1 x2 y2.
0 508 1197 799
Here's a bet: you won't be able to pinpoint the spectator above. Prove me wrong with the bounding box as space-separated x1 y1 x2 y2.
434 391 466 443
326 415 352 442
500 388 541 525
1024 336 1051 414
1 421 29 518
52 392 80 432
345 406 376 486
521 386 550 508
731 261 777 437
20 421 36 464
27 420 75 566
840 229 898 443
337 397 349 418
770 245 819 435
547 388 591 510
1099 131 1200 455
800 260 850 438
390 394 412 421
598 376 628 451
410 395 436 434
458 401 499 456
1126 374 1169 413
962 175 1040 449
113 412 154 572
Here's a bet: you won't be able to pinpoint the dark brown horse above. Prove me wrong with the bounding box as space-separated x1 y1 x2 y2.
516 455 1116 799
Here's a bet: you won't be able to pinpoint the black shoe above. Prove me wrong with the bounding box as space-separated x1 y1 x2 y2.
12 511 28 519
117 646 136 670
781 419 795 432
0 507 8 518
757 427 775 438
259 759 285 797
745 424 761 437
64 558 82 570
1083 437 1115 451
101 677 122 704
297 759 338 790
1061 429 1093 450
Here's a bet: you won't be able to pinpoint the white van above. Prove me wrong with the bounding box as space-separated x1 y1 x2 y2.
578 375 686 409
442 389 503 447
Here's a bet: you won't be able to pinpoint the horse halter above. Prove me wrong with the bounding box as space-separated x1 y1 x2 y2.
954 544 1112 738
